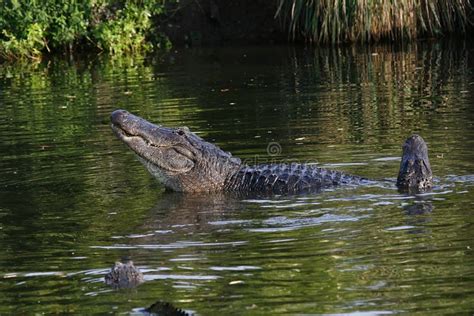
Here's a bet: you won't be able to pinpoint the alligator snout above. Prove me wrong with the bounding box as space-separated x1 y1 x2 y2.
111 109 129 126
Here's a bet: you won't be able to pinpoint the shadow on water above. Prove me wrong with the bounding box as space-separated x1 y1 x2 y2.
0 41 473 314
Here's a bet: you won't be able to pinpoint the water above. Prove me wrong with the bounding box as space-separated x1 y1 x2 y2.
1 42 473 314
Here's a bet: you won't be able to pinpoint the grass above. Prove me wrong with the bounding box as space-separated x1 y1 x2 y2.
275 0 472 43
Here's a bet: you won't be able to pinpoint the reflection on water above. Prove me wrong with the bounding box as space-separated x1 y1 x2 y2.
0 41 473 314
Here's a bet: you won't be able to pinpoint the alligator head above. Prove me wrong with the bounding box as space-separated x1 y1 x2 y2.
111 109 241 192
396 134 433 192
105 258 144 289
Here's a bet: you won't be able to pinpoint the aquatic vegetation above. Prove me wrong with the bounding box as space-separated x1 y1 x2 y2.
276 0 472 43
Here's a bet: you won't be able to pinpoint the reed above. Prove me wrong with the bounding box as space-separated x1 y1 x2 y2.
275 0 472 43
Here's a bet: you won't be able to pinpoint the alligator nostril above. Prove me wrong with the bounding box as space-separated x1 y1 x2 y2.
177 129 185 136
111 109 128 124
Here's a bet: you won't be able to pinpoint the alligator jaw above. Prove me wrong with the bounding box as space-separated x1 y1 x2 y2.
111 110 197 187
111 122 142 147
396 134 433 193
111 122 195 166
110 109 241 192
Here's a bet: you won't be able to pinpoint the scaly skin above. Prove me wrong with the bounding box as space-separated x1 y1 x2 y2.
104 258 144 289
396 134 433 191
144 301 190 316
225 163 370 194
111 109 432 194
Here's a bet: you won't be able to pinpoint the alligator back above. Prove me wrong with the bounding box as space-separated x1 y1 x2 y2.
225 163 369 194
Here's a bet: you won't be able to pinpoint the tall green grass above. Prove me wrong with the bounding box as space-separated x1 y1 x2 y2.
276 0 472 43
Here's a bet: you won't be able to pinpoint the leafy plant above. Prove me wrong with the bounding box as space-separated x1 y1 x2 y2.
0 0 172 61
0 23 45 60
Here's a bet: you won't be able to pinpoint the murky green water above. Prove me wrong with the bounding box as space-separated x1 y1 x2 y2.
1 42 473 314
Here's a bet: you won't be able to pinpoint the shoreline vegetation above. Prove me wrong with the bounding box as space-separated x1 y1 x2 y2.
277 0 472 43
0 0 171 61
0 0 472 62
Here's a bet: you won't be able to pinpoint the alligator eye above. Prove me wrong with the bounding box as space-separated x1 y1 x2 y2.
177 129 185 136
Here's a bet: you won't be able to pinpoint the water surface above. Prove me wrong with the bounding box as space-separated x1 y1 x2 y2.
0 42 473 314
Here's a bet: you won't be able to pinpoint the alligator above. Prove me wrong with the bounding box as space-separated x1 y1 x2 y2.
144 300 191 316
110 109 432 194
104 258 144 289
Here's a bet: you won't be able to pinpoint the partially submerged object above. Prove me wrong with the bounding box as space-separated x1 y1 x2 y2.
104 258 144 289
111 109 432 194
143 300 191 316
397 134 433 191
